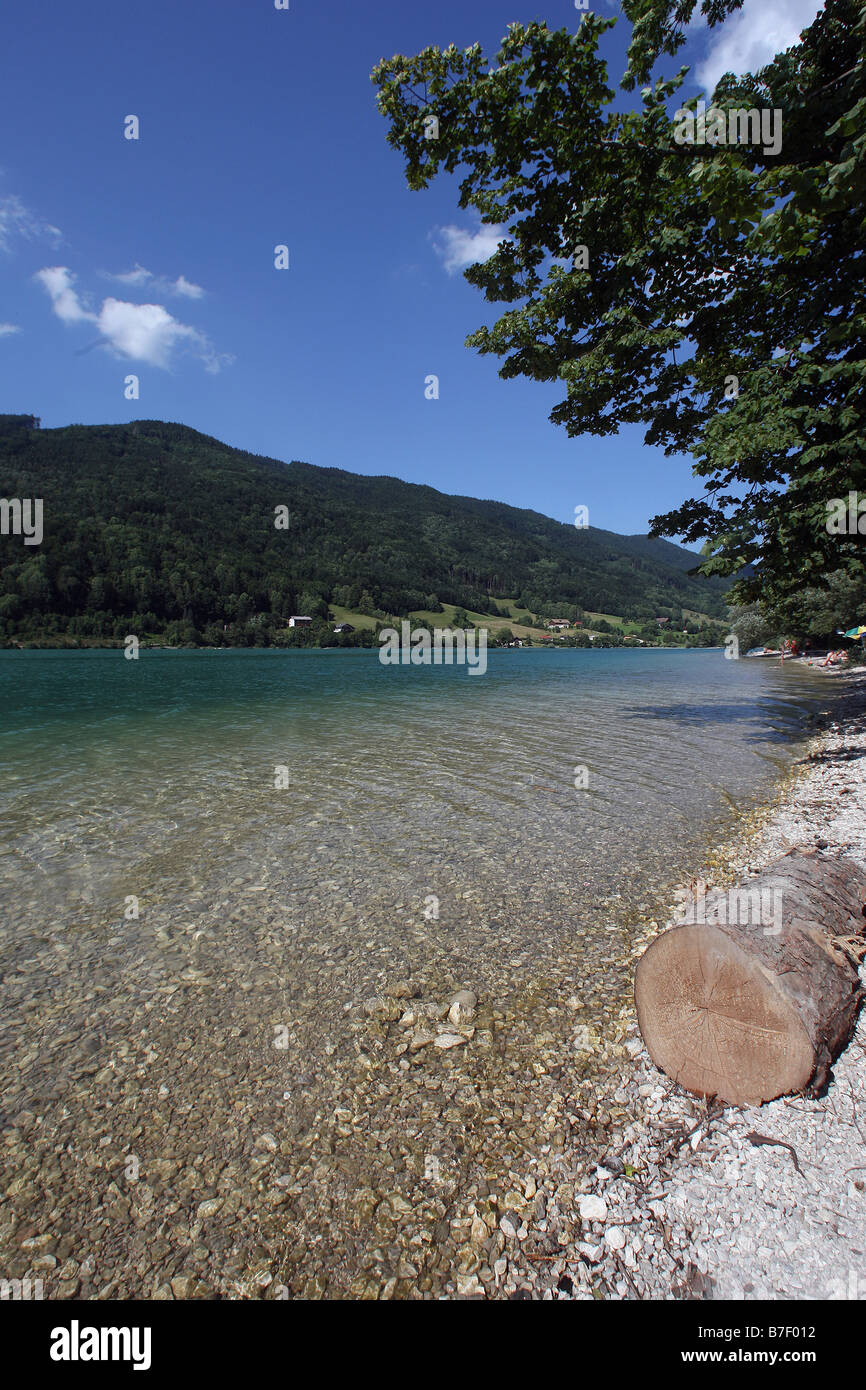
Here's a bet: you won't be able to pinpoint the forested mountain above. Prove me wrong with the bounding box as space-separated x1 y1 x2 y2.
0 414 729 643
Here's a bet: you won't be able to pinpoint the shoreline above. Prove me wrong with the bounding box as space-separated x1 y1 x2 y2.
531 666 866 1302
1 661 856 1301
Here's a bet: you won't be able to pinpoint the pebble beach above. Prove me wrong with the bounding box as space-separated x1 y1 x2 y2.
547 664 866 1303
1 654 860 1301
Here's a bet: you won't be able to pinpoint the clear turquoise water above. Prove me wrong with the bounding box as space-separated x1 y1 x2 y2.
0 647 824 940
0 643 826 999
0 647 829 1295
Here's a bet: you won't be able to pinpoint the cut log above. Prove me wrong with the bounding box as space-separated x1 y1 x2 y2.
634 850 866 1106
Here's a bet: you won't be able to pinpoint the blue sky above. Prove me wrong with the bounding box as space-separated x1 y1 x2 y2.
0 0 821 536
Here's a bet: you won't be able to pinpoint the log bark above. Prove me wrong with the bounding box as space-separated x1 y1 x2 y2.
634 850 866 1106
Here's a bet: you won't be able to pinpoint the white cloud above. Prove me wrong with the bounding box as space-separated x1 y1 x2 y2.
104 264 206 299
172 274 204 299
0 195 62 252
35 265 230 372
109 264 152 287
98 298 205 368
35 266 95 323
432 222 506 274
0 322 20 336
697 0 824 91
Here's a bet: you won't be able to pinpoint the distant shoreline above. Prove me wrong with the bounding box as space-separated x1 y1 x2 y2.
0 640 730 653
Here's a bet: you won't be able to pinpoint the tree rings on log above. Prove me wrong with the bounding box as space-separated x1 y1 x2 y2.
634 851 866 1106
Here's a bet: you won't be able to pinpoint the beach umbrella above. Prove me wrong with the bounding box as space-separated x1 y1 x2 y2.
843 625 866 638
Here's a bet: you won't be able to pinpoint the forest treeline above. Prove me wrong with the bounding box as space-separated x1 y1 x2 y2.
0 415 729 645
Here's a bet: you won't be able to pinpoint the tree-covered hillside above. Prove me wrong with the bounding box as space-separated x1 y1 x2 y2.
371 0 865 613
0 415 728 643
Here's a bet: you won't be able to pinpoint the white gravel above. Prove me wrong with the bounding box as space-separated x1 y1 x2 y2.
572 667 866 1301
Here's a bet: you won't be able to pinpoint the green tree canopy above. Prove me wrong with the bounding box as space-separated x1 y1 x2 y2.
371 0 866 609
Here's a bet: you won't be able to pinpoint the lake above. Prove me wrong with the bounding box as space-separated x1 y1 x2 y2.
0 648 826 1296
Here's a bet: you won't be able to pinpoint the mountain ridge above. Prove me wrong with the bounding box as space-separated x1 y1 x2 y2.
0 415 729 643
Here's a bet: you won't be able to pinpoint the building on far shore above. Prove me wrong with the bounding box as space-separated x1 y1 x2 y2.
546 619 570 631
289 615 313 627
332 622 354 633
